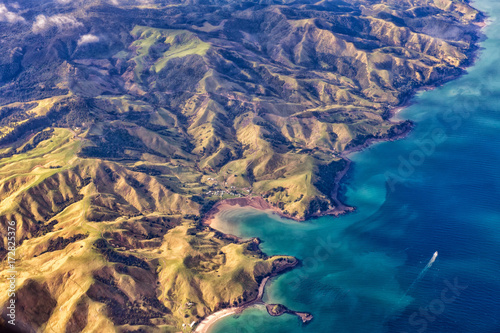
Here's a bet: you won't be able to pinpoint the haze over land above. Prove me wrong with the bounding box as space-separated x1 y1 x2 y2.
0 0 484 332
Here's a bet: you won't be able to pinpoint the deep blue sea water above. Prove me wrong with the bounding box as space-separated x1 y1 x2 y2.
210 1 500 332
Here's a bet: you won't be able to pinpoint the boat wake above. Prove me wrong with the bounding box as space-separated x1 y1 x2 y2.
408 251 438 291
387 251 438 319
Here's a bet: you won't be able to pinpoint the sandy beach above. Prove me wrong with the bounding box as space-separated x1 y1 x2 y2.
194 276 270 333
193 308 241 333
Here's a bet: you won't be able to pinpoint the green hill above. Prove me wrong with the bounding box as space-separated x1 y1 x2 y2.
0 0 484 331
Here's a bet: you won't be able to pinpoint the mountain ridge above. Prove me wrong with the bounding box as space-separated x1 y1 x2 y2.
0 0 485 331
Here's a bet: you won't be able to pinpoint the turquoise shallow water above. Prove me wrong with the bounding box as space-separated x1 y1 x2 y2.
211 1 500 332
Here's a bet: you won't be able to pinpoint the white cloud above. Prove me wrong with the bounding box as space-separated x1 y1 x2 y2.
78 34 100 46
32 14 83 33
0 4 25 23
108 0 154 5
56 0 72 3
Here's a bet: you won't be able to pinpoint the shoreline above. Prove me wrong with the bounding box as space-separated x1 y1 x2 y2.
202 67 483 228
193 276 270 333
194 261 306 333
196 66 479 332
195 8 488 333
202 10 488 227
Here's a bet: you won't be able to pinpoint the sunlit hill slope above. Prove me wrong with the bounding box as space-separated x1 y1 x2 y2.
0 0 484 332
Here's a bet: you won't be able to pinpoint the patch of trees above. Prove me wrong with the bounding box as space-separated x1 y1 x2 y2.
51 97 98 127
0 103 36 126
315 159 347 196
87 274 169 326
94 239 150 270
40 233 88 255
18 128 54 153
131 165 162 176
0 114 52 146
388 120 414 136
33 220 59 237
183 214 200 221
262 186 287 199
305 197 330 216
80 127 147 159
0 97 94 147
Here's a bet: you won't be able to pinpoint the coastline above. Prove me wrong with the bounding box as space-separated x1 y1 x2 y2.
193 276 271 333
196 67 480 333
195 8 488 333
202 159 358 225
201 4 489 227
194 261 307 333
202 64 486 228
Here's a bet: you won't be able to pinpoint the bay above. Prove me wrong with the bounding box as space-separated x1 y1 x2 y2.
211 1 500 331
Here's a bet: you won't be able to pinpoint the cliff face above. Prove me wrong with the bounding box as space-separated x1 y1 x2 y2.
0 0 484 331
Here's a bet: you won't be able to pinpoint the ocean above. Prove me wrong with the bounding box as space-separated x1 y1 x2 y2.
210 0 500 332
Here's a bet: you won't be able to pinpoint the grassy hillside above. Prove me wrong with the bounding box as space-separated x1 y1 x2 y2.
0 0 484 331
0 0 484 220
0 128 295 332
